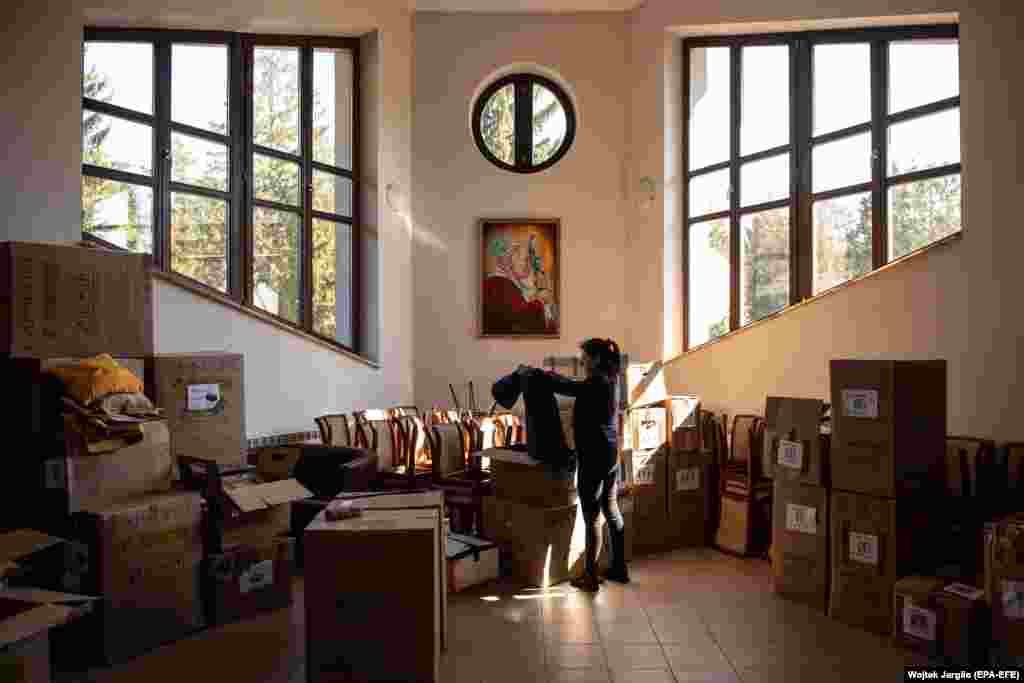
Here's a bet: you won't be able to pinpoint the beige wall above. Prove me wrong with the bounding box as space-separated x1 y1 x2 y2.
625 0 1024 439
411 12 630 410
1 0 415 439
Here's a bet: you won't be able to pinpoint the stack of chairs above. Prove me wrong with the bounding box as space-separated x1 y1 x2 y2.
715 413 772 556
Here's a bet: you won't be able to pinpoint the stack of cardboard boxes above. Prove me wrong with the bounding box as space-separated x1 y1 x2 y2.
481 450 581 585
767 397 830 611
624 361 707 555
827 360 946 638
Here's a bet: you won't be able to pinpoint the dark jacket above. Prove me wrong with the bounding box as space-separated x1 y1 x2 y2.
492 369 572 469
544 371 619 473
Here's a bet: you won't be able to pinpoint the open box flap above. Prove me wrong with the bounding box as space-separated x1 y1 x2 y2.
224 486 268 513
257 479 313 506
628 361 666 409
0 531 65 565
333 490 443 509
484 449 541 467
0 587 97 648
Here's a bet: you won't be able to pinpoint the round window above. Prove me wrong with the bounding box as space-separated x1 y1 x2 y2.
472 73 576 173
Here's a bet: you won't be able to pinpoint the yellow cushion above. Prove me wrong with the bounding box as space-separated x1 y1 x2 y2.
46 355 144 406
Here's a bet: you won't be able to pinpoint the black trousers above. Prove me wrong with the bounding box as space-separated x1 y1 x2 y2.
578 461 626 575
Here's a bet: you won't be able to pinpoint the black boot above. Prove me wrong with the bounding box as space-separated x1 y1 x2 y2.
603 521 630 584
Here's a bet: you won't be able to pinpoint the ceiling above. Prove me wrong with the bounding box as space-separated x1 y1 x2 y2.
414 0 642 12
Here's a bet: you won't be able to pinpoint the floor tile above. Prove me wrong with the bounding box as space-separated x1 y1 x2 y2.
662 642 733 672
546 643 607 669
597 613 658 643
544 615 600 643
603 643 669 673
611 668 675 683
548 667 613 682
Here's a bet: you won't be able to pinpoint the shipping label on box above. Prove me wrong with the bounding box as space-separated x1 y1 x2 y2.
675 466 700 492
1002 580 1024 620
778 440 804 471
842 389 879 419
634 408 666 451
239 559 274 594
903 601 938 641
186 384 222 414
849 532 880 565
633 451 658 485
785 504 818 535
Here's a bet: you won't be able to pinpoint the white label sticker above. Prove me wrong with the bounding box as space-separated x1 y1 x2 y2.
633 453 657 485
785 504 818 535
44 459 67 489
842 389 879 419
849 532 880 565
903 601 937 641
675 466 700 492
239 559 274 594
1002 580 1024 620
187 383 221 412
778 440 804 470
944 583 984 601
635 409 666 451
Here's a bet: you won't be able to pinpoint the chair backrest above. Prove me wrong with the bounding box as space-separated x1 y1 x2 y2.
432 422 466 478
316 413 352 447
477 416 499 451
945 436 995 499
390 406 419 418
401 415 432 469
730 414 762 464
356 411 398 471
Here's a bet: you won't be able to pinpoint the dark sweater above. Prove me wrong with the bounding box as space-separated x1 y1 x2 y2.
545 371 619 472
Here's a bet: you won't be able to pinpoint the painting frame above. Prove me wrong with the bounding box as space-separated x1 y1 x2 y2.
478 217 561 339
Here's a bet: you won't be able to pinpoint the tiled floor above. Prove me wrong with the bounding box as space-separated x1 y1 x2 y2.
60 547 925 682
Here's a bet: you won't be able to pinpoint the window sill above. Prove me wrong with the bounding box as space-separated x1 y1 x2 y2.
152 270 380 370
673 230 963 362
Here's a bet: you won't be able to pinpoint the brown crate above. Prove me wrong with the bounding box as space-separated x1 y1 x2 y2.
765 397 828 486
829 489 936 636
991 515 1024 655
933 583 990 665
829 359 946 498
666 450 711 549
204 537 293 627
627 397 700 452
0 242 153 358
715 493 771 557
304 509 440 683
482 498 576 550
489 450 577 507
893 576 947 657
45 418 173 515
772 480 829 612
146 353 246 468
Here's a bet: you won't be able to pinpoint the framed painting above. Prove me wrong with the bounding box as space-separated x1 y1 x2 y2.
479 218 560 338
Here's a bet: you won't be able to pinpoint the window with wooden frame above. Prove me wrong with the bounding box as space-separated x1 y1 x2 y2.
81 28 360 353
683 25 960 351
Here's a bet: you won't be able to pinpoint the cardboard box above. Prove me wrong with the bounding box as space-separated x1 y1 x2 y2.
772 480 829 612
43 418 172 515
765 397 828 486
328 490 448 651
0 241 153 358
204 537 294 627
991 515 1024 657
933 582 989 665
146 353 246 468
628 397 701 453
829 489 935 636
210 472 312 551
304 508 440 683
447 534 499 593
60 491 205 664
0 586 97 683
893 576 947 656
0 531 66 582
666 450 711 548
829 359 946 498
488 449 577 507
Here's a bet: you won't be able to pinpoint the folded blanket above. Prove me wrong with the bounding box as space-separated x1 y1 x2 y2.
46 354 145 406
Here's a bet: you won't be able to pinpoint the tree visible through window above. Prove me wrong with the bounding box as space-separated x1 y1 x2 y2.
473 73 575 173
81 30 359 353
684 25 961 350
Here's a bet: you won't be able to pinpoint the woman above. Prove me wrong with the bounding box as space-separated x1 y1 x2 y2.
520 338 629 591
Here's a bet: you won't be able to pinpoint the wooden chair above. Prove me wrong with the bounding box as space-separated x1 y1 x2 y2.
716 414 771 557
315 413 355 448
432 420 493 534
494 414 525 447
354 410 400 474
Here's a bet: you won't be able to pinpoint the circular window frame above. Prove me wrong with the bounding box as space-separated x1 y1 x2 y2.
471 72 577 174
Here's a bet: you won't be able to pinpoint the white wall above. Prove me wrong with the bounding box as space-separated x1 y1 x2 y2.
411 12 630 410
1 0 415 438
624 0 1024 440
